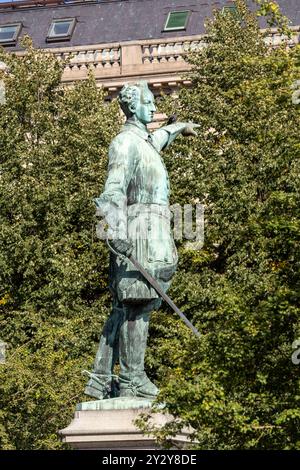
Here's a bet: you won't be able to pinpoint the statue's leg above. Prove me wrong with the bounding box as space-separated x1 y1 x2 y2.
118 299 161 398
84 301 123 400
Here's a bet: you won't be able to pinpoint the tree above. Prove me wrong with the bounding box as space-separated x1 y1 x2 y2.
1 0 299 450
139 0 300 449
0 39 121 449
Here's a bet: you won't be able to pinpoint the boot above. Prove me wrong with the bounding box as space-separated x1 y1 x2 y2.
118 303 159 399
84 306 123 400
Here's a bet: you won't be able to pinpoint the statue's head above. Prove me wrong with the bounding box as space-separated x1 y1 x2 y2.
118 81 156 125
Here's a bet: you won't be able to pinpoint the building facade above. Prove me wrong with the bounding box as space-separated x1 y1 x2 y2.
0 0 299 98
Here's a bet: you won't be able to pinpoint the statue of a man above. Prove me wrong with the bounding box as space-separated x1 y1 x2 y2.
85 81 198 400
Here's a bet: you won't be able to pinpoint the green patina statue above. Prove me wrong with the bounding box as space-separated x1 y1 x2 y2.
84 81 198 400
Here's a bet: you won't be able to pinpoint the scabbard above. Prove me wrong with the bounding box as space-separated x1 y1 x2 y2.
128 255 201 338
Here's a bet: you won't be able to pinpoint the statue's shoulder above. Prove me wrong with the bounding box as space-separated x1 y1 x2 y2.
109 128 140 154
111 128 138 141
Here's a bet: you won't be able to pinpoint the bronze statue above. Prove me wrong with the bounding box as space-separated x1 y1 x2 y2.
84 81 198 400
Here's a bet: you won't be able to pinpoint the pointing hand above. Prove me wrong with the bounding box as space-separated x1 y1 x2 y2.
182 123 200 137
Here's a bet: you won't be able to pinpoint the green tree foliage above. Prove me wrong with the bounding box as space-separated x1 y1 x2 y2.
0 39 121 449
1 0 299 450
140 0 300 450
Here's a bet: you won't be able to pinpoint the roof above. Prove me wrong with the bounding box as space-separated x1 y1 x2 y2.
278 0 300 26
0 0 299 51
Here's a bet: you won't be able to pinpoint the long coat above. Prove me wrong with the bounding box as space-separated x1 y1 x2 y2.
96 119 186 303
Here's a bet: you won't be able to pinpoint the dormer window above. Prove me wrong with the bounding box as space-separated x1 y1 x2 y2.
164 11 189 31
46 18 76 42
222 5 238 16
0 23 22 46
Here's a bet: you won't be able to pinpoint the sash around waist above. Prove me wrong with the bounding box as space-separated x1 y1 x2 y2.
127 203 170 219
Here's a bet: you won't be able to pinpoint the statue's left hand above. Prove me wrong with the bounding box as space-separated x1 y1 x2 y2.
109 238 133 257
182 123 200 137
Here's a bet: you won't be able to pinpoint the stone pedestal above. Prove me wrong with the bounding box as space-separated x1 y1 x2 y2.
59 398 190 450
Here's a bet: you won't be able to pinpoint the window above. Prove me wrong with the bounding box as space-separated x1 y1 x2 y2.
47 18 76 42
0 23 22 46
164 11 189 31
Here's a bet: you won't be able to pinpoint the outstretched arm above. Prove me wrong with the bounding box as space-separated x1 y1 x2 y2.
152 122 200 151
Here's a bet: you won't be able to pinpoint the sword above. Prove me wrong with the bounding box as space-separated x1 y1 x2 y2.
106 239 201 338
129 255 201 338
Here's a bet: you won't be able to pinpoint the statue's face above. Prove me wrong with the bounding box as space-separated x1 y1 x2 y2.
134 89 156 125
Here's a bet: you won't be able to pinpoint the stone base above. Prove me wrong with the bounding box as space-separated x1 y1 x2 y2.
59 398 190 450
76 397 157 412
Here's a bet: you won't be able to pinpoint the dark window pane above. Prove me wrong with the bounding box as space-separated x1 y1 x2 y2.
49 20 74 38
165 11 189 30
53 21 71 36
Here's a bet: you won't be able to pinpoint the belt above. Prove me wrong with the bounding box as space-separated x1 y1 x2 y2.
127 203 171 219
